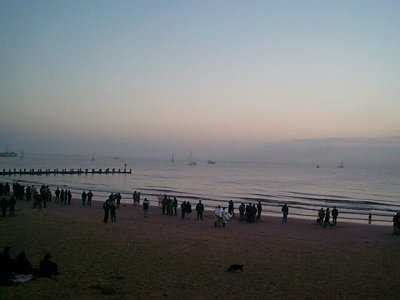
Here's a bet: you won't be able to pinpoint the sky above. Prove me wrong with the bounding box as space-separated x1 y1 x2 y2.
0 0 399 160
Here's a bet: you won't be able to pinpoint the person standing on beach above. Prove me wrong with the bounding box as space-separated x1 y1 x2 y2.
67 189 72 205
368 213 372 224
281 204 289 224
239 203 245 221
110 200 117 223
55 187 60 203
81 191 87 207
8 196 16 216
324 208 331 227
196 200 204 221
181 201 186 219
1 197 7 217
103 199 110 223
143 197 149 217
173 197 178 216
228 200 234 217
332 207 339 226
257 201 262 221
87 190 93 207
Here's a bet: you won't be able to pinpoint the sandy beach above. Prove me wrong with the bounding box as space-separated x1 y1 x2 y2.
1 199 400 299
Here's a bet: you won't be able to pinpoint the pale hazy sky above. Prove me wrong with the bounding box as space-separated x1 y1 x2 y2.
0 1 399 158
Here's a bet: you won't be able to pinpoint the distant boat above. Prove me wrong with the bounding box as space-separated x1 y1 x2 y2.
187 151 197 166
337 161 344 168
0 151 17 158
170 153 175 163
113 156 121 160
0 146 17 158
207 160 216 165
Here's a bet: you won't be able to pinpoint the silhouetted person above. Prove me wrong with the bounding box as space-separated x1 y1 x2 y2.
172 196 178 216
162 195 167 215
368 213 372 224
8 196 16 216
103 199 110 223
0 247 13 273
317 208 325 225
239 203 245 221
67 189 72 205
332 207 338 225
55 187 60 202
281 204 288 224
324 208 331 227
196 200 204 221
257 201 262 221
143 197 149 217
39 253 58 277
393 212 400 235
87 190 93 207
228 200 234 216
116 193 121 208
181 201 186 219
110 201 117 223
81 191 87 207
14 251 33 274
1 197 7 217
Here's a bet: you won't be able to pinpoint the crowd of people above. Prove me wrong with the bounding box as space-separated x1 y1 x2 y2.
2 180 400 233
317 207 339 227
238 201 263 223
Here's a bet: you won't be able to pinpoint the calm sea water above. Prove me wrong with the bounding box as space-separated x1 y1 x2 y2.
1 153 399 224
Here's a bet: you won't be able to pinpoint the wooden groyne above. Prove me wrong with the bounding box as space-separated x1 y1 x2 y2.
0 168 132 176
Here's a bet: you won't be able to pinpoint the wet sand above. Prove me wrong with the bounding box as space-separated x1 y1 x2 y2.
1 200 400 299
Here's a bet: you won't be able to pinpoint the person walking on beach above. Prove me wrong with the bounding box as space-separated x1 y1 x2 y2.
81 191 87 207
196 200 204 221
143 197 149 217
87 190 93 207
332 207 339 226
103 199 110 223
368 213 372 224
281 203 289 224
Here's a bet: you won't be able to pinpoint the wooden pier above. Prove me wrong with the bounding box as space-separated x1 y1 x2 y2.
0 168 132 176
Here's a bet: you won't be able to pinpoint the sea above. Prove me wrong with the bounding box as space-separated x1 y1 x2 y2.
1 153 399 224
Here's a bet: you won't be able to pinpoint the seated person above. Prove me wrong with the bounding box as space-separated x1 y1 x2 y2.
14 251 33 274
39 253 58 277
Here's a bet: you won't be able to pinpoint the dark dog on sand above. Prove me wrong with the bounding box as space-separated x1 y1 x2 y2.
226 264 244 272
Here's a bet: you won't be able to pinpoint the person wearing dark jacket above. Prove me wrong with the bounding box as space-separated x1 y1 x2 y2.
196 200 204 221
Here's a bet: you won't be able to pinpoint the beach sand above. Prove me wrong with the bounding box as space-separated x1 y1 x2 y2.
1 200 400 299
